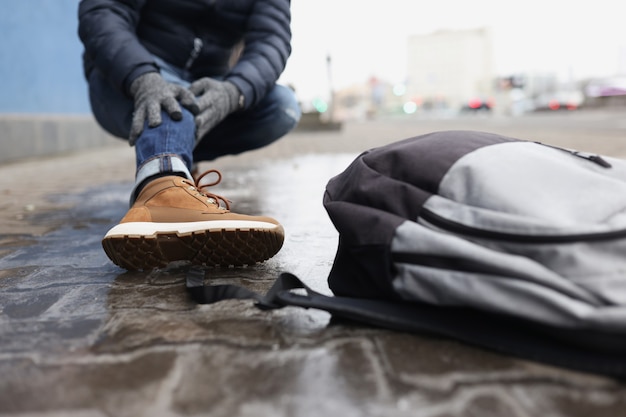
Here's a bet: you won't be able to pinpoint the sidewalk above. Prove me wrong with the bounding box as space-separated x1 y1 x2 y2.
2 117 626 416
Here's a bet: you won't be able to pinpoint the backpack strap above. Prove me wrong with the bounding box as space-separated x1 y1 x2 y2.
186 269 315 309
186 270 626 379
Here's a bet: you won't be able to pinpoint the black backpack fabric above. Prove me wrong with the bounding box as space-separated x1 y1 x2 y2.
188 130 626 378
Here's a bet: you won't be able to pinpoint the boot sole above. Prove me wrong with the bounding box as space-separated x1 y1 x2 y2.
102 222 284 271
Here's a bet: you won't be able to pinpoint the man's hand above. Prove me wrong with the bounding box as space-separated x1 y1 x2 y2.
188 78 241 142
128 72 199 145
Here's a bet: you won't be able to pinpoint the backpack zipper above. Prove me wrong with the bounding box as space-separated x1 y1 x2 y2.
420 208 626 243
535 142 612 168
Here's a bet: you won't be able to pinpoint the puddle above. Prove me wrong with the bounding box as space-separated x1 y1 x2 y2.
0 153 356 354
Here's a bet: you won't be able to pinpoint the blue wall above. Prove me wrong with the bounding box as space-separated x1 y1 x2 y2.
0 0 91 114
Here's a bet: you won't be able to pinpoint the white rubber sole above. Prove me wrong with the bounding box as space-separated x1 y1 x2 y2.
104 220 281 238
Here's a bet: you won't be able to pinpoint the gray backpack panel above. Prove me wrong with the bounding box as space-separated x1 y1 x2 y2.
325 130 626 334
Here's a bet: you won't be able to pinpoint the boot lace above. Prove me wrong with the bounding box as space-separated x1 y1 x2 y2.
185 169 231 210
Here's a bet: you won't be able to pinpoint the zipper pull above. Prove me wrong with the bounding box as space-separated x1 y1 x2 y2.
535 142 612 169
572 151 613 168
589 155 612 168
185 38 203 70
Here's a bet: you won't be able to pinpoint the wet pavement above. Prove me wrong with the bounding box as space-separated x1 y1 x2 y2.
2 113 626 416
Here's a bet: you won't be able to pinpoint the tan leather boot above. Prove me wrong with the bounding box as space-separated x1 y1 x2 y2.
102 171 284 270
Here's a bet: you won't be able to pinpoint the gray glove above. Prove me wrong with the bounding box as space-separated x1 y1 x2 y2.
188 78 242 141
128 72 199 145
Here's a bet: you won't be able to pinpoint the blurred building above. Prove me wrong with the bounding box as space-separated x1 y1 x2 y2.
330 28 495 120
332 78 406 121
493 72 560 115
405 27 495 112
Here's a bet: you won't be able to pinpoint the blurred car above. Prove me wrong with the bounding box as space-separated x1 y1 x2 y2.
585 76 626 98
460 97 494 112
533 90 584 111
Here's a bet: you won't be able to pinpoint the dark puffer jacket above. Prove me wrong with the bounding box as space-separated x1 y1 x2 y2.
78 0 291 110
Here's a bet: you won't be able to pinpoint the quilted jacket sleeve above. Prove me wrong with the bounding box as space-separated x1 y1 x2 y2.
78 0 158 95
226 0 292 109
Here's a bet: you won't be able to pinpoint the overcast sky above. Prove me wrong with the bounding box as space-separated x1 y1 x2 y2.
280 0 626 102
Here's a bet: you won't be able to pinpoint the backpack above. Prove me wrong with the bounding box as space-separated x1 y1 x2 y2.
188 130 626 378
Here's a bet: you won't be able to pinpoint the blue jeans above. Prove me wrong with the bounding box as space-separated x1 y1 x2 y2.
87 62 301 198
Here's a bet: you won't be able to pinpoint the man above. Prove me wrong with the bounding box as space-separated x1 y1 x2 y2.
78 0 300 271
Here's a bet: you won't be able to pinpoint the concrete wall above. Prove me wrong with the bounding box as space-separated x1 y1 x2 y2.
0 115 119 164
0 1 113 163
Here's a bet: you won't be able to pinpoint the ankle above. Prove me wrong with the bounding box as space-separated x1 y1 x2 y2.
131 154 193 206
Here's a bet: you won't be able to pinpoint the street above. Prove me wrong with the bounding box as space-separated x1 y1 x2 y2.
1 108 626 416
